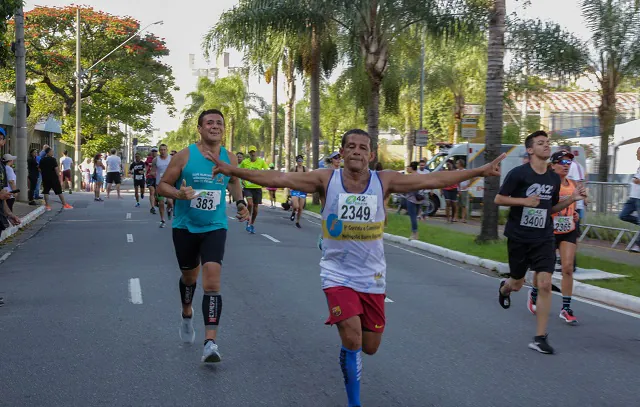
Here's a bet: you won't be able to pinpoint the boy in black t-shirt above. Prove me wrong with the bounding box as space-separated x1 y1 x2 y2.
39 147 73 211
130 153 146 207
495 131 585 355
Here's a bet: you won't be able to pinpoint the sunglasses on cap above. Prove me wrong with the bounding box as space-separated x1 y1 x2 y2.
332 155 341 159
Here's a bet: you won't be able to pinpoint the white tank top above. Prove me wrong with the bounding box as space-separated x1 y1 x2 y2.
320 169 386 294
156 155 171 182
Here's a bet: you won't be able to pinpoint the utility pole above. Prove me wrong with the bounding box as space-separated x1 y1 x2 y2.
14 6 28 200
74 7 82 191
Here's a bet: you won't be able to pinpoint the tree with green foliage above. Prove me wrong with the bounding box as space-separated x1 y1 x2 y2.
0 6 177 152
0 0 23 67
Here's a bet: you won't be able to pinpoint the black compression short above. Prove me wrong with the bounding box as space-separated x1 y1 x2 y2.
172 228 227 270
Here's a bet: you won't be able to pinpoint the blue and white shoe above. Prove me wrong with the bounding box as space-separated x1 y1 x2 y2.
135 202 140 207
179 308 195 344
245 222 251 232
248 224 255 234
201 340 221 363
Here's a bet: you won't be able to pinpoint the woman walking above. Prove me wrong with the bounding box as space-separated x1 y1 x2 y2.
93 153 105 202
441 161 458 222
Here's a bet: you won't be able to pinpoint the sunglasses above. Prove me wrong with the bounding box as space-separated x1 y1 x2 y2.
332 156 341 160
555 159 572 165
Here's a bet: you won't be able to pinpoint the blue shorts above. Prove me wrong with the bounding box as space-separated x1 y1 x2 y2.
291 190 307 199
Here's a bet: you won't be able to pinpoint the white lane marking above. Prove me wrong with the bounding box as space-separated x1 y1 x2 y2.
127 234 134 243
386 243 640 319
128 278 143 304
385 297 394 303
0 252 11 262
126 213 131 219
306 219 321 226
262 234 280 243
228 216 236 220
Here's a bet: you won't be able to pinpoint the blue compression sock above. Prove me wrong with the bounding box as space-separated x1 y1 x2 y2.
340 346 362 407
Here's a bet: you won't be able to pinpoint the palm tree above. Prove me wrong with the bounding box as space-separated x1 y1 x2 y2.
477 0 506 243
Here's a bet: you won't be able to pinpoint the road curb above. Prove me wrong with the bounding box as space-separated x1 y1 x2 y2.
303 210 640 314
0 205 46 243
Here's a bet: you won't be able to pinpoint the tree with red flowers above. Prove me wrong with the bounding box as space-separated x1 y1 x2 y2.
0 5 177 147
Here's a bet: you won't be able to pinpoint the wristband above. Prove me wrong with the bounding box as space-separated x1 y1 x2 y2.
236 199 247 207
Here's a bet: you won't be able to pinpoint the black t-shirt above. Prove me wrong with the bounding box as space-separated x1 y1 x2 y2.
130 161 145 180
39 156 59 182
499 164 560 243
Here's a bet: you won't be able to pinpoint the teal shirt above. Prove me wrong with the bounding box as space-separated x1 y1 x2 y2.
173 144 230 233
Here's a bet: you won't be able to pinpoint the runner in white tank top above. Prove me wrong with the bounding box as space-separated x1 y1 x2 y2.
209 129 505 406
153 144 174 227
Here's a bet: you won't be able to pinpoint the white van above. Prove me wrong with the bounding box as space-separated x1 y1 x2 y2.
418 143 587 216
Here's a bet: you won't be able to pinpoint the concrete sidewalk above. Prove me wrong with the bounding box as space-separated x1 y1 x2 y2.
0 201 47 244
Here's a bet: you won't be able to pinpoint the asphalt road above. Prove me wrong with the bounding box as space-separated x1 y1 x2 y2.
1 189 639 407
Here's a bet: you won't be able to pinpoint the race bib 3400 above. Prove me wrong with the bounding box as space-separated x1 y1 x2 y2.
338 193 377 223
191 190 221 211
520 207 547 229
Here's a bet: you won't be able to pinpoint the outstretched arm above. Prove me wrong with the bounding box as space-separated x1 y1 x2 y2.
385 154 506 194
208 152 329 194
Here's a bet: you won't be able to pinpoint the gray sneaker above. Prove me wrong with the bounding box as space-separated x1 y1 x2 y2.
179 308 195 344
201 340 221 363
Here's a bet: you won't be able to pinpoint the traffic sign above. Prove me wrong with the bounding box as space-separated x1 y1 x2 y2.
461 118 477 139
463 104 483 116
414 129 428 147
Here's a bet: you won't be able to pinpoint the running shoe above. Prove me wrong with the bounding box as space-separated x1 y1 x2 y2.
150 207 156 215
160 221 166 228
290 213 295 221
45 205 52 211
527 289 537 315
296 222 301 229
498 280 510 309
167 206 173 220
559 308 578 324
63 204 73 209
141 194 144 199
248 224 255 234
135 202 140 207
179 308 196 344
201 340 221 363
29 201 37 206
528 334 554 354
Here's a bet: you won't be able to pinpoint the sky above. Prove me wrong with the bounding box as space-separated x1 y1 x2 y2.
25 0 591 141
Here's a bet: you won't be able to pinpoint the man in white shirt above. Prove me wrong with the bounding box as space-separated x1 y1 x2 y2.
105 148 122 199
564 146 587 220
417 159 429 174
60 150 73 194
619 146 640 252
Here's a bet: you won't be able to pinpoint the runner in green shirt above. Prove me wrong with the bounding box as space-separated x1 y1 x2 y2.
239 146 269 233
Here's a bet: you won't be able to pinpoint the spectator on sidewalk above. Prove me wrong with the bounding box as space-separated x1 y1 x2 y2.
442 161 459 223
27 148 39 205
59 150 73 194
34 144 50 200
405 161 423 240
0 128 21 229
79 157 93 192
456 159 470 223
2 154 18 211
417 159 428 174
39 147 73 211
619 146 640 253
561 145 588 220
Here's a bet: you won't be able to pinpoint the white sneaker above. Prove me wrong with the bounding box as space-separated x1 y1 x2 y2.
630 244 640 253
179 308 195 344
201 340 221 363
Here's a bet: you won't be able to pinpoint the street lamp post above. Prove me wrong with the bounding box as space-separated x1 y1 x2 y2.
73 9 162 190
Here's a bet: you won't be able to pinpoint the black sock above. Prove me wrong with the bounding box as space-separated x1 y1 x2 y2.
202 291 222 330
179 277 197 315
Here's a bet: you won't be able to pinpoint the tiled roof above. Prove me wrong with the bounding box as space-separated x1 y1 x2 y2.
515 92 638 113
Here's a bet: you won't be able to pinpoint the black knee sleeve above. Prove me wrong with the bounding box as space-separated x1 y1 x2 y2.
179 277 197 306
202 291 222 330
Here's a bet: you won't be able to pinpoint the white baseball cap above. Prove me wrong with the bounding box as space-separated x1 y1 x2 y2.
2 153 17 161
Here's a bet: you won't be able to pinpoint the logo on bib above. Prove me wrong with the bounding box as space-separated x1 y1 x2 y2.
345 195 357 205
326 214 343 237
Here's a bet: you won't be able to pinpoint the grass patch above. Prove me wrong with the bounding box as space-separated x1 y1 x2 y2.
387 212 640 296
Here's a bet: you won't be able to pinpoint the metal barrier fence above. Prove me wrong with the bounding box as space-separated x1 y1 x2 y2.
584 182 630 214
